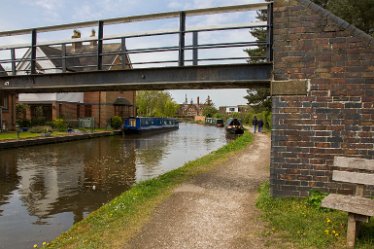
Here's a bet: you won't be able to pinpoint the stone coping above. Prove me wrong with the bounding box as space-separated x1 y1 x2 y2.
0 131 121 150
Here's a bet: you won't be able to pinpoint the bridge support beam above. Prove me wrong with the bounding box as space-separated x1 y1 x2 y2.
0 64 272 93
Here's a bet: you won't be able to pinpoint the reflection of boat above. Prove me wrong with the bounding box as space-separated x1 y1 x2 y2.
205 117 224 127
225 118 244 134
123 117 179 134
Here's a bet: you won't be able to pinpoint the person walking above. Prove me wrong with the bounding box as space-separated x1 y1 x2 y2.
258 119 264 133
252 116 258 133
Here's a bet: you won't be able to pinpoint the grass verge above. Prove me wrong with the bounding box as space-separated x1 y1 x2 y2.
44 132 253 249
256 181 374 249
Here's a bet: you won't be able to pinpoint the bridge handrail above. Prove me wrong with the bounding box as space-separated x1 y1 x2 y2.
0 2 273 75
0 3 269 37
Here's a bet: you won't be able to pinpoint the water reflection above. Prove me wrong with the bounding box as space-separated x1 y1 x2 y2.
0 123 226 249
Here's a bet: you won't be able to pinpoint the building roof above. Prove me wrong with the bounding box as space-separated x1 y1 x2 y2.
39 43 126 72
0 64 7 76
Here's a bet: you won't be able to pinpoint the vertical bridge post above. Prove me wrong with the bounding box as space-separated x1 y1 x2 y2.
178 11 186 66
30 29 37 75
97 20 104 70
192 31 198 66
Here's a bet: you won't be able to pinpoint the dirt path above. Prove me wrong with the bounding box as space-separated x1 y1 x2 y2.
127 133 271 249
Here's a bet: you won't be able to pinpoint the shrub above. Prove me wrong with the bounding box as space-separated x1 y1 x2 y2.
29 126 53 133
111 116 123 129
52 118 68 132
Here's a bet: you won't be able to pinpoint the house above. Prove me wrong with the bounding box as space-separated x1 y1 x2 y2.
0 64 17 131
177 95 213 119
17 30 136 128
219 105 251 115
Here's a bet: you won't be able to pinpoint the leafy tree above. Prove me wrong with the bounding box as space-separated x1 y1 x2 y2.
244 88 271 112
202 105 218 117
244 1 272 112
136 91 179 117
244 0 270 63
311 0 374 35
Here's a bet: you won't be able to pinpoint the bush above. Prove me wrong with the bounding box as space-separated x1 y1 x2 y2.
111 116 123 129
52 118 68 132
29 126 53 133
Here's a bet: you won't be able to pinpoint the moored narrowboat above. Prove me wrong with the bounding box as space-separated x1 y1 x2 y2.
123 117 179 134
205 117 224 127
225 118 244 134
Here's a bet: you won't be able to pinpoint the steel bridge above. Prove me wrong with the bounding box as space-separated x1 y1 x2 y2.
0 2 273 93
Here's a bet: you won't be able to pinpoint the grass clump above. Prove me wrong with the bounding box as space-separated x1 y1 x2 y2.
256 181 374 249
47 132 253 249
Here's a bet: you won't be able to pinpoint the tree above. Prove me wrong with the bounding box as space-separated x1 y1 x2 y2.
136 91 179 117
244 88 272 112
244 1 272 111
244 0 270 63
312 0 374 35
202 105 218 117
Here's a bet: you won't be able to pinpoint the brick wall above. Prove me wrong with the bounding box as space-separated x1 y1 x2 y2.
271 0 374 197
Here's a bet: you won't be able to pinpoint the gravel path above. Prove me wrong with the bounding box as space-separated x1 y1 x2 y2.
127 133 271 249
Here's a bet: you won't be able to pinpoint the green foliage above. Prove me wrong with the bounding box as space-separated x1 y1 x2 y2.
136 91 179 117
257 182 374 249
111 116 123 129
203 105 218 117
16 103 30 126
244 88 271 112
312 0 374 36
52 118 67 132
306 190 328 209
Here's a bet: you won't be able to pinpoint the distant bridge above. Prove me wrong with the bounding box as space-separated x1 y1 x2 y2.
0 2 273 93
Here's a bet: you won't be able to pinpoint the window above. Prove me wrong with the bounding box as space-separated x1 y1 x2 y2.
2 95 8 110
229 107 235 112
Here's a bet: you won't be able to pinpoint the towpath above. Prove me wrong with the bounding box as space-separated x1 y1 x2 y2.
126 133 273 249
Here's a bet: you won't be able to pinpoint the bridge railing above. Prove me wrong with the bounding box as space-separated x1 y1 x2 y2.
0 2 273 77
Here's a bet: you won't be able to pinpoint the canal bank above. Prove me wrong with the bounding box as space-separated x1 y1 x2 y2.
46 132 262 249
0 130 120 150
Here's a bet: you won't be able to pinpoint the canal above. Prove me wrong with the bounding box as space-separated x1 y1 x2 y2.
0 123 227 249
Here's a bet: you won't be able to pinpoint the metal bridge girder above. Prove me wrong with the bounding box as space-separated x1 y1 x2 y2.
0 64 272 93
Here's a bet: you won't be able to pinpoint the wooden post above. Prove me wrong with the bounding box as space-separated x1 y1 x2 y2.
347 213 357 248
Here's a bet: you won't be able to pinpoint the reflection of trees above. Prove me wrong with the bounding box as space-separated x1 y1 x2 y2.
12 137 136 223
0 152 19 216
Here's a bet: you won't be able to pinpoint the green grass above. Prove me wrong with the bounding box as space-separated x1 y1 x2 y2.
256 182 374 249
41 132 253 249
0 131 41 140
0 129 113 141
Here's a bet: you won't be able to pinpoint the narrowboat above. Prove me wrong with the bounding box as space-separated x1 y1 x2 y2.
123 117 179 134
225 118 244 134
205 117 224 127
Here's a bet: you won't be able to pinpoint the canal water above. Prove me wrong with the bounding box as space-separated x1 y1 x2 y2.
0 123 227 249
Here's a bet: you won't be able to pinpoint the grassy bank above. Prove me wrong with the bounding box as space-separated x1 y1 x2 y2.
43 132 253 249
256 182 374 249
0 129 112 141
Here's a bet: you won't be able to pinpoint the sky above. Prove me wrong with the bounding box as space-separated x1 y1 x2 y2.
0 0 265 107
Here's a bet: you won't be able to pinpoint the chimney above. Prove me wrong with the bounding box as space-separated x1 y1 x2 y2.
90 29 97 47
197 96 200 106
71 30 82 52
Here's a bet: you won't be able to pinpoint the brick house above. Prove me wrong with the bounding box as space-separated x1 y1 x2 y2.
0 64 17 131
177 96 213 119
16 31 135 128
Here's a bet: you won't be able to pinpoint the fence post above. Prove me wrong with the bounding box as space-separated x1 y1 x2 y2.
178 11 186 66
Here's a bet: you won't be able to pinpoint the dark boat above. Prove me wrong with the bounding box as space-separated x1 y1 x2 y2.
225 118 244 134
205 117 224 127
123 117 179 134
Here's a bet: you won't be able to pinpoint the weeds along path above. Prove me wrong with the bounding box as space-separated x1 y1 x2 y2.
127 133 272 249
